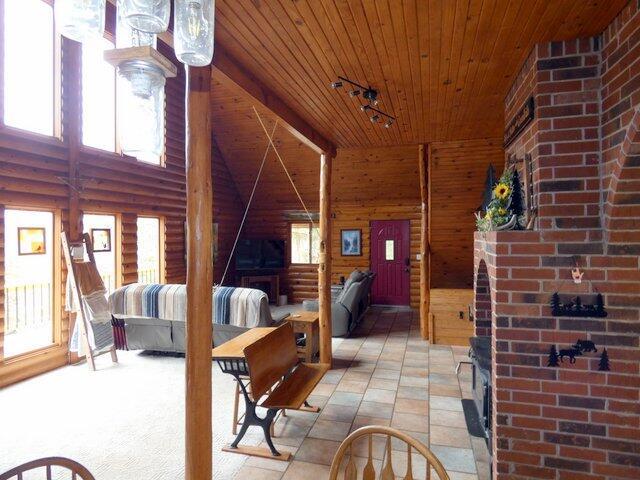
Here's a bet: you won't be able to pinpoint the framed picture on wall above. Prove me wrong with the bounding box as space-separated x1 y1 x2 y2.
91 228 112 252
17 227 46 255
341 229 362 256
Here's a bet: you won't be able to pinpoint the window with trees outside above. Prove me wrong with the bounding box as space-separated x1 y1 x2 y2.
137 216 161 283
3 0 55 136
290 223 320 264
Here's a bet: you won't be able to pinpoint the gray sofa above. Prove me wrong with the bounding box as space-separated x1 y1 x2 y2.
302 270 375 337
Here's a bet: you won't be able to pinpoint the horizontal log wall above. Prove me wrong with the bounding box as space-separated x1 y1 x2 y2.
429 138 504 289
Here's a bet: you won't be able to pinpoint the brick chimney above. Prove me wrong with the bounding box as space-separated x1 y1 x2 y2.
474 3 640 479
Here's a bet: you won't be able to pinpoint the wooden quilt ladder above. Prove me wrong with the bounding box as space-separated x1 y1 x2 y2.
61 231 118 370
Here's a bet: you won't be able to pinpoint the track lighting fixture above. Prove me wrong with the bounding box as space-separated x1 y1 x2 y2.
331 75 396 127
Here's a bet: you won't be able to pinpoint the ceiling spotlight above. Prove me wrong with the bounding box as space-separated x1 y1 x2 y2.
384 119 394 128
330 81 343 89
370 115 380 123
349 89 361 97
361 105 371 112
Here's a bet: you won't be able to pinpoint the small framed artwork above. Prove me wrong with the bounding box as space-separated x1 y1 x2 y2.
18 227 46 255
91 228 112 252
341 229 362 256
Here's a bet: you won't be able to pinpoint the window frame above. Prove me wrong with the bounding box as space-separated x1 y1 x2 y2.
0 0 63 143
289 222 319 266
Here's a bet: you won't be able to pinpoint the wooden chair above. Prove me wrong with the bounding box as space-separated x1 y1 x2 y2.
329 426 451 480
0 457 96 480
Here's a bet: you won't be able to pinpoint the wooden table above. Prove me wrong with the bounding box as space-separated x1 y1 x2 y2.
286 311 320 363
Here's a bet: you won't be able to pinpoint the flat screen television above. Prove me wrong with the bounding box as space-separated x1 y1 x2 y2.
235 239 285 270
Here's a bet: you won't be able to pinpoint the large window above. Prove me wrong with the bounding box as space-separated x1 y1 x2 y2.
290 223 320 264
82 37 116 151
3 209 55 358
83 214 117 293
3 0 55 136
137 216 161 283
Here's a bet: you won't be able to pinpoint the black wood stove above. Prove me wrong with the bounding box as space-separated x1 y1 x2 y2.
469 336 492 446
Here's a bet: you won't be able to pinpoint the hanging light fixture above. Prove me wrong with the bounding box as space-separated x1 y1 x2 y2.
57 0 216 159
55 0 106 43
331 75 396 127
175 0 215 67
116 0 157 48
121 0 170 34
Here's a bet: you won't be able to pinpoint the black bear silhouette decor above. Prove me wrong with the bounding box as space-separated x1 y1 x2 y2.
550 292 607 318
573 339 597 353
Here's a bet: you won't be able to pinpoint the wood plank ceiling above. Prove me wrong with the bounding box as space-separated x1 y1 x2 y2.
213 0 627 148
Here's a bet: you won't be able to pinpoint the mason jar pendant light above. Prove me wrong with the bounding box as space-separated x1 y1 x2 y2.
116 0 157 49
174 0 215 67
121 0 170 34
55 0 106 43
116 61 167 157
57 0 215 159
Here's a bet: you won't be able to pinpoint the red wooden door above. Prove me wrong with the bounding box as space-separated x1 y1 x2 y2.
370 220 410 305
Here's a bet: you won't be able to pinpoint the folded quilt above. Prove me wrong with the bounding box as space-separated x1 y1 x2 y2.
109 283 268 328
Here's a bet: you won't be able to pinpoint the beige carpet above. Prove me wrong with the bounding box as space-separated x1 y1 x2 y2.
0 350 265 480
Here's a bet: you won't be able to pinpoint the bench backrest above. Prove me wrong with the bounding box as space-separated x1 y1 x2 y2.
243 322 298 400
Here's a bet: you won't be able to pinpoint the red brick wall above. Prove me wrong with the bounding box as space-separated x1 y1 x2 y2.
476 3 640 479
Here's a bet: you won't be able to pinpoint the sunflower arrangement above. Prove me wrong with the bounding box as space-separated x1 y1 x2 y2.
476 167 524 231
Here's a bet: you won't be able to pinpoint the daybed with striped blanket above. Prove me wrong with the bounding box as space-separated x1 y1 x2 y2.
106 284 287 352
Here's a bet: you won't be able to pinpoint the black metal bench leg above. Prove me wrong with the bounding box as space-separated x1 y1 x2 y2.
228 375 282 457
262 409 280 456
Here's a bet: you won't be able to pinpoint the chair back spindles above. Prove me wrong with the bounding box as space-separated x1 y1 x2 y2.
404 443 414 480
0 457 95 480
362 434 375 480
381 435 395 480
344 445 357 480
328 426 450 480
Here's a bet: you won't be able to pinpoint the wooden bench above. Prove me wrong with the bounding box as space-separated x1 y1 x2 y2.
216 323 329 460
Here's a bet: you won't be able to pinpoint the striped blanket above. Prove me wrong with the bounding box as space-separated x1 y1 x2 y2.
108 284 267 328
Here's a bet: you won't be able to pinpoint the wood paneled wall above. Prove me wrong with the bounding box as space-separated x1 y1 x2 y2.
429 138 503 289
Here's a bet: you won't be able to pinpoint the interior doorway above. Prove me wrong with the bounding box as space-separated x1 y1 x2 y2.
370 220 410 305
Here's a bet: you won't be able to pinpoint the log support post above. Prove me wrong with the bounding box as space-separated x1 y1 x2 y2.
418 144 430 340
318 152 333 366
185 65 213 480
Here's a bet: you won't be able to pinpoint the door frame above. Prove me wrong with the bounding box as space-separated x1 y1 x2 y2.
0 205 65 387
369 219 411 306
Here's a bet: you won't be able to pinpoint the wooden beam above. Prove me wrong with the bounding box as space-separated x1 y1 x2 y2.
318 152 333 365
418 144 430 340
212 45 336 157
185 65 213 480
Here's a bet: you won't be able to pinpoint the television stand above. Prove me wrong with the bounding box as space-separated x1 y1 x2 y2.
240 274 279 304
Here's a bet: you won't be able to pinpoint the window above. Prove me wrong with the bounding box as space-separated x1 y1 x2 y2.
83 214 117 293
3 209 55 358
82 37 116 151
137 216 161 283
385 240 395 261
290 223 319 264
3 0 55 136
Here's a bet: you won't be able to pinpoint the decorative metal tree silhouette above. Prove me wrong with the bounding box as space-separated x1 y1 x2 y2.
598 348 610 371
547 345 560 367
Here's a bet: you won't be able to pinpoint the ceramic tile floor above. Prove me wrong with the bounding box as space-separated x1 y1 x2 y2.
232 306 491 480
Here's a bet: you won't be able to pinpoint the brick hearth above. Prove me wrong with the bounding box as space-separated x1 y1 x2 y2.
473 3 640 479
